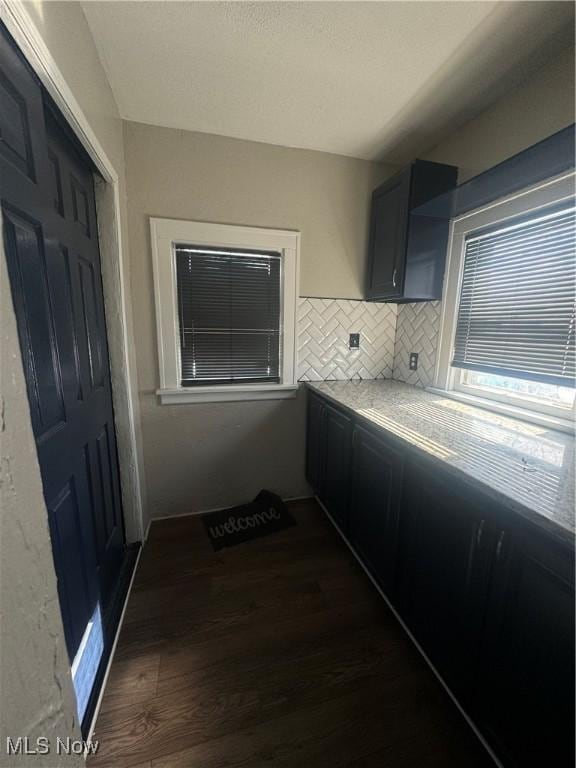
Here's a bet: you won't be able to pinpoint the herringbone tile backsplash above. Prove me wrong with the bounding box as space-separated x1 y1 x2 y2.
297 297 441 388
392 302 441 388
297 298 397 381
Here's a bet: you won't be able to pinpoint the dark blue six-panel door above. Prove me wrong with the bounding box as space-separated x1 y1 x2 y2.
0 27 125 662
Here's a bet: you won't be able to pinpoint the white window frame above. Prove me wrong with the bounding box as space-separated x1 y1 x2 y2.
150 218 300 404
432 171 576 433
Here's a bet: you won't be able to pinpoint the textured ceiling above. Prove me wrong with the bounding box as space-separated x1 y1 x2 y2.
82 1 574 161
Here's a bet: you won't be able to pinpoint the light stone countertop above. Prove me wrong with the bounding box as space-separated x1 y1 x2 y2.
307 379 575 545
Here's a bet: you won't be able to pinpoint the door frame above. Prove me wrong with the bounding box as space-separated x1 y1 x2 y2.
0 0 144 543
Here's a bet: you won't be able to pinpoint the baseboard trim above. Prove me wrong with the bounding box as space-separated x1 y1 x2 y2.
147 495 315 528
315 496 502 768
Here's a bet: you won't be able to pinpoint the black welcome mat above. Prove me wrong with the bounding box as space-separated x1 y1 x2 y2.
202 490 296 551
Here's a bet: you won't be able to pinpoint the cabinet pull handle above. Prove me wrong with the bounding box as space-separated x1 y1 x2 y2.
496 531 506 560
476 520 485 548
392 268 397 288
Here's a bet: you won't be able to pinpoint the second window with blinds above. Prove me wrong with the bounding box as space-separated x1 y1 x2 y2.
151 219 300 403
434 172 575 429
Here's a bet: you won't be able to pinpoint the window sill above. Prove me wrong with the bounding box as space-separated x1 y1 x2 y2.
156 385 299 404
426 387 574 435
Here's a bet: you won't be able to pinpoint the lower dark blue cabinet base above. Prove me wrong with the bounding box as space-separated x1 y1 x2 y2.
306 388 575 768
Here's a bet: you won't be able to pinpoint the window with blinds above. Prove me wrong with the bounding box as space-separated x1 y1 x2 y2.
452 205 576 388
175 246 282 386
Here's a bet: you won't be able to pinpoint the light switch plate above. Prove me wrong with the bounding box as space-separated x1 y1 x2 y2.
349 333 360 349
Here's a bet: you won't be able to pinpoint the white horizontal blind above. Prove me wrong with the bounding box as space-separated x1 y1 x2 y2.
452 205 576 387
175 246 281 385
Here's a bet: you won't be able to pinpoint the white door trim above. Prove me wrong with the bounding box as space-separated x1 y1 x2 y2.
0 0 145 541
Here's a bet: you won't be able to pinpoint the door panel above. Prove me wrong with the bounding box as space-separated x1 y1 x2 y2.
367 167 410 299
306 392 324 491
71 174 91 236
320 403 352 531
0 66 36 179
1 26 125 667
2 207 66 435
46 243 83 402
476 531 575 767
349 425 403 597
78 256 105 390
46 458 100 656
47 147 65 214
400 462 494 699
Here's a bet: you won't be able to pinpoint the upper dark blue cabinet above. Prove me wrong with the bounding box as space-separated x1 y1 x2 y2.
366 159 458 302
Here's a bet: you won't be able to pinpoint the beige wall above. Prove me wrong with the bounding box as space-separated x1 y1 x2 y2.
123 121 390 519
424 47 575 180
1 2 140 760
125 122 391 301
23 2 124 173
393 46 576 389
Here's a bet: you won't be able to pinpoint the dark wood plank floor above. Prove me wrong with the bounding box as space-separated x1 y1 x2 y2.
90 499 493 768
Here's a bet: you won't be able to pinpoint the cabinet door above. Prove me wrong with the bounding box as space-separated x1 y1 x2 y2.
475 530 575 768
366 167 411 300
306 392 325 492
320 403 352 531
400 463 493 699
349 426 403 597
